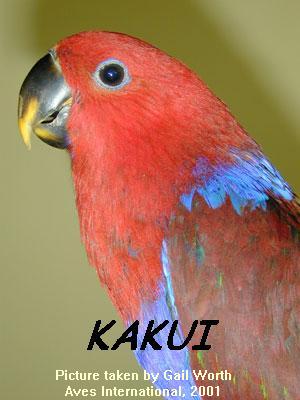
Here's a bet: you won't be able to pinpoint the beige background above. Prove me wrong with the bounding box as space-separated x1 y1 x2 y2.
1 1 300 399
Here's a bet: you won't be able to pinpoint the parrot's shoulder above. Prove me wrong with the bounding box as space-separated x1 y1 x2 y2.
180 150 294 215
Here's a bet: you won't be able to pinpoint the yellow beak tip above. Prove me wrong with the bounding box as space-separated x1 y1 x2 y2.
18 119 32 150
18 97 38 150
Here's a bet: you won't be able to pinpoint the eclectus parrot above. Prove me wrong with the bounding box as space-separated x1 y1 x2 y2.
18 32 300 399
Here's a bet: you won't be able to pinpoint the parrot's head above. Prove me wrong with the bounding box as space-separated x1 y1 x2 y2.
18 31 189 150
18 31 252 159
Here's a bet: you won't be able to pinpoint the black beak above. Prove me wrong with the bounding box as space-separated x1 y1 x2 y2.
18 51 72 149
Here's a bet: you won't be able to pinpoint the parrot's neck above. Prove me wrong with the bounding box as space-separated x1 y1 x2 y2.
70 140 180 321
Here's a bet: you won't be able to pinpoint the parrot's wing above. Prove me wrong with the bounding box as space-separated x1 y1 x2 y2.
166 192 300 400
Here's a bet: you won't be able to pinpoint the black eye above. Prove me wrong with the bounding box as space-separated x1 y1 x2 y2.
100 64 124 86
93 59 131 90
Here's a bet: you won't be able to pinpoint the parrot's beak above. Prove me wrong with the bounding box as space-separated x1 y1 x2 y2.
18 51 72 149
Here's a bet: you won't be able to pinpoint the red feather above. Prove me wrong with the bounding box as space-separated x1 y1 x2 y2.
168 195 300 399
57 31 258 320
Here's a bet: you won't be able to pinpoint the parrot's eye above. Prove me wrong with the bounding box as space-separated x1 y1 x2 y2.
93 59 130 90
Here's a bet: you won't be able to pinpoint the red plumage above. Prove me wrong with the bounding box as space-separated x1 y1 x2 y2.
57 31 258 320
44 31 300 398
168 196 300 399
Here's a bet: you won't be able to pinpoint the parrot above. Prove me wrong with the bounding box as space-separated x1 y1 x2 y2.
18 31 300 399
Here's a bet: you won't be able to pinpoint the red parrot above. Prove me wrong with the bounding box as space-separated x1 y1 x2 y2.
18 31 300 399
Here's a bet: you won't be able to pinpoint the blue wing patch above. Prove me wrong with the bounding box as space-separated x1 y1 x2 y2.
181 150 293 214
133 241 201 399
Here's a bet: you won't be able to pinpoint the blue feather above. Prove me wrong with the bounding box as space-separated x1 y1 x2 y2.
133 241 200 399
181 149 292 214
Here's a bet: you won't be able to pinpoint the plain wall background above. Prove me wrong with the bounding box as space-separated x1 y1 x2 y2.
1 1 299 399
